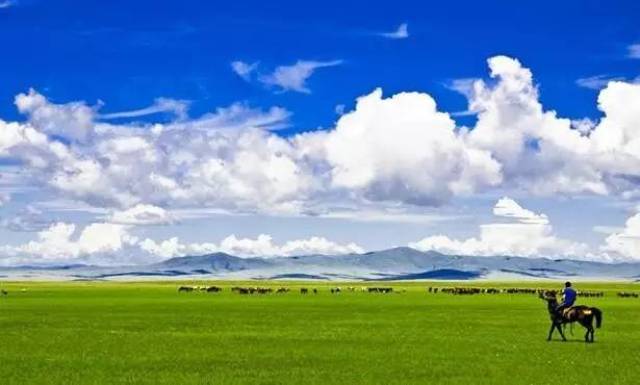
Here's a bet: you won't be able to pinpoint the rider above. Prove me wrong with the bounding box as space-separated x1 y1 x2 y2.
557 281 577 315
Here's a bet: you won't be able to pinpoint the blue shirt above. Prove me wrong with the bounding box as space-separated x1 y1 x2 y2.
562 287 577 306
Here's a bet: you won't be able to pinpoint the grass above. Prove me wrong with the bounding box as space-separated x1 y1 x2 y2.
0 280 639 385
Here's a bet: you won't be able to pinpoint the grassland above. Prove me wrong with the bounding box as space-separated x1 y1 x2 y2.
0 280 639 385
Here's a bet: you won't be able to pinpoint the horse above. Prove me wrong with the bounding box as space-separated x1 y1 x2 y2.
540 292 602 343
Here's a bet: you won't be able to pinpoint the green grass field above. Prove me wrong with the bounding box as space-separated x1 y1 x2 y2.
0 281 639 385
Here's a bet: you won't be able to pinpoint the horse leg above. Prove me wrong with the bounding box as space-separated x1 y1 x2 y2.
547 322 555 341
557 322 567 341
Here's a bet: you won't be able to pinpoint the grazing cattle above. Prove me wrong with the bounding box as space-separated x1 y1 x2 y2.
330 287 341 294
276 287 289 294
368 287 393 293
178 286 195 292
206 286 222 293
617 292 639 298
313 288 318 294
300 288 308 294
1 289 7 296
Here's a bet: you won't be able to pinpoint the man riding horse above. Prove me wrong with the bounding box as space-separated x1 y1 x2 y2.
557 281 577 316
540 283 602 343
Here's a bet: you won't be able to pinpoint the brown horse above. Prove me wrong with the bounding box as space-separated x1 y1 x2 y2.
540 292 602 342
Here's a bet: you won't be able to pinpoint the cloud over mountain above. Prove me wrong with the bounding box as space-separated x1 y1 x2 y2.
2 55 640 263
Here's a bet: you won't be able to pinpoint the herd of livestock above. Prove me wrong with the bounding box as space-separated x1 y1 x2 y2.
0 286 637 298
173 285 638 298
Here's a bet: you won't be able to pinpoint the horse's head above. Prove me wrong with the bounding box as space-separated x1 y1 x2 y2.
540 290 558 308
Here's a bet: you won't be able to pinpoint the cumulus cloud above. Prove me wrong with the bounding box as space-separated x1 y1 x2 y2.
231 60 259 81
3 222 137 263
409 197 588 258
601 212 640 261
15 89 96 142
492 197 548 224
258 60 343 93
107 204 173 225
4 55 640 263
298 88 502 205
378 23 409 39
139 233 363 259
4 56 640 215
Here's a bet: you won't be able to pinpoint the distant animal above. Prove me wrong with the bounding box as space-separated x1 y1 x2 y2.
1 289 7 296
540 291 602 342
206 286 222 293
330 287 341 294
300 288 308 294
178 286 195 292
276 287 289 294
312 288 318 294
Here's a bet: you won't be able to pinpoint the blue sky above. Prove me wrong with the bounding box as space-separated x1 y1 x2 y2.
1 0 640 265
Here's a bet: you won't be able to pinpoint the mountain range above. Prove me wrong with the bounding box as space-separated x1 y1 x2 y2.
2 247 640 281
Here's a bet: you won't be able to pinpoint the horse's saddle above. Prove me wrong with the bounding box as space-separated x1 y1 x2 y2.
563 306 590 318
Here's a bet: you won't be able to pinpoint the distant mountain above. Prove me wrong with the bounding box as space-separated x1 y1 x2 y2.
149 252 273 273
2 247 640 280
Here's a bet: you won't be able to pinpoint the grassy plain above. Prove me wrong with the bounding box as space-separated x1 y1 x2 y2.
0 281 638 385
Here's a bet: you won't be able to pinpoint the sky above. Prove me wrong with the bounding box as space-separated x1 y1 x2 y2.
1 0 640 265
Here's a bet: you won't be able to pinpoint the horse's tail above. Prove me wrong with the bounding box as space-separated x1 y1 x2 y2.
592 307 602 328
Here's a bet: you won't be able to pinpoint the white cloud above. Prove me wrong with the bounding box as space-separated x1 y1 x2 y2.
231 61 259 81
6 222 137 263
576 75 625 90
492 197 548 224
298 88 502 205
378 23 409 39
259 60 343 93
99 98 190 121
601 212 640 261
139 233 363 259
409 197 588 258
627 43 640 59
4 55 640 263
15 89 96 142
0 1 13 9
4 56 640 216
108 204 173 225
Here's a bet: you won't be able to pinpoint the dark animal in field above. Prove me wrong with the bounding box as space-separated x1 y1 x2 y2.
617 292 639 298
578 290 605 297
300 288 308 294
368 287 393 293
178 286 195 292
540 291 602 343
313 288 318 294
1 289 7 296
276 287 289 294
206 286 222 293
330 287 341 294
